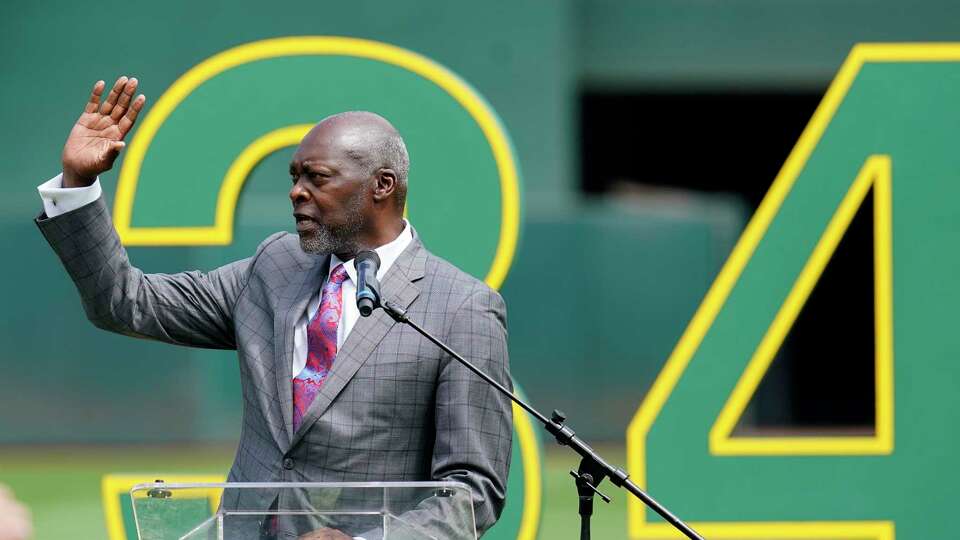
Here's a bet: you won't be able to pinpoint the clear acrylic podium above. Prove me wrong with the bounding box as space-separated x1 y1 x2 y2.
129 481 477 540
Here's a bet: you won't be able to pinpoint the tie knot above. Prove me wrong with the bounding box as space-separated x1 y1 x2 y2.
329 264 348 285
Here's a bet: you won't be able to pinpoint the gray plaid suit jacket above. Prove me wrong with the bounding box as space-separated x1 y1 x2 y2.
36 196 513 537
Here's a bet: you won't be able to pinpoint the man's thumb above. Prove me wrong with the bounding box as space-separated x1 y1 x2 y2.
105 140 126 159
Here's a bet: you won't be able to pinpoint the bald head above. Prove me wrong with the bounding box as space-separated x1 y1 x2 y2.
310 111 409 210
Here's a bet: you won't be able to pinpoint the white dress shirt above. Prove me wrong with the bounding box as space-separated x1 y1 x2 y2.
38 173 414 378
292 222 412 376
37 173 103 218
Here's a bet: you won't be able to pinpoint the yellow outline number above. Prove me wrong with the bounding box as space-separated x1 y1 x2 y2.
626 43 960 540
113 36 520 290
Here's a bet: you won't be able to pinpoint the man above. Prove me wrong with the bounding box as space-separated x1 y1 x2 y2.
0 485 32 540
36 76 513 539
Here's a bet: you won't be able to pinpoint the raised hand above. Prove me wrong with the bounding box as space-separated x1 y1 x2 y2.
61 76 146 188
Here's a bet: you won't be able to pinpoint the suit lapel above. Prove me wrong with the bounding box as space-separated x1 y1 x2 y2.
274 254 330 448
290 238 427 447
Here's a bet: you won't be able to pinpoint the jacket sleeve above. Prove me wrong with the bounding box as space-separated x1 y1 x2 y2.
433 285 514 534
35 195 277 350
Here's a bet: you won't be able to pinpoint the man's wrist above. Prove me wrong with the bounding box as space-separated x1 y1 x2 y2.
61 168 96 189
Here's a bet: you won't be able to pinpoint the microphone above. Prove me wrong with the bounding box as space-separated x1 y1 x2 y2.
355 250 382 317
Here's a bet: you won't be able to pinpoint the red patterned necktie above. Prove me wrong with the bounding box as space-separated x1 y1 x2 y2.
292 264 349 432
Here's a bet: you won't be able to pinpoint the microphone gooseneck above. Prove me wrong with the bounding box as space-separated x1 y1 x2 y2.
355 250 382 317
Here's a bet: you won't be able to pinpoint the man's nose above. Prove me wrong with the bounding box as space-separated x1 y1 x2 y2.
290 181 310 204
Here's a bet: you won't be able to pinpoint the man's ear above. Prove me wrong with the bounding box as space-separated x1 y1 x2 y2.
373 168 397 202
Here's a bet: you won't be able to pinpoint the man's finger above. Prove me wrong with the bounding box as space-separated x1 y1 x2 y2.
99 76 128 116
84 80 105 114
111 77 139 121
96 140 125 170
118 94 146 137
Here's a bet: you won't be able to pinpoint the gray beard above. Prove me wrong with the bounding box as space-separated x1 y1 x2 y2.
297 191 366 256
298 218 364 256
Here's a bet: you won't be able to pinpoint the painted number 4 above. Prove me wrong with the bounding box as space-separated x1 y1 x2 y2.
628 44 960 540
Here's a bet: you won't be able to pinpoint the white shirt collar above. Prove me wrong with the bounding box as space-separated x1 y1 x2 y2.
329 219 414 284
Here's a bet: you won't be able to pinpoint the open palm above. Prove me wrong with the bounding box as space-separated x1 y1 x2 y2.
61 76 145 187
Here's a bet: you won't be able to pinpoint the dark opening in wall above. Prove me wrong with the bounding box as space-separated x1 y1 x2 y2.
579 90 875 430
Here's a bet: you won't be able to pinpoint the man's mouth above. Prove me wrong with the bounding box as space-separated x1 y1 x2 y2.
294 213 318 232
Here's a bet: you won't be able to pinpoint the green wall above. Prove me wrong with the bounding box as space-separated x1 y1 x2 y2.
579 0 960 88
6 0 943 444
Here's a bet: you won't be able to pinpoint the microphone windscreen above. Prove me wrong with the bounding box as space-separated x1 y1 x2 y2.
356 250 381 268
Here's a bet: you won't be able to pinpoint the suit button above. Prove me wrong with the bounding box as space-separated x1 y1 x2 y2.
282 458 294 470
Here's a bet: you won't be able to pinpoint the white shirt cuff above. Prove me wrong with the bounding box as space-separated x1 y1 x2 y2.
37 173 102 218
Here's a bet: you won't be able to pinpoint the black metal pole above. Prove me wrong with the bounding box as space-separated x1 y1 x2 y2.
574 458 601 540
380 301 706 540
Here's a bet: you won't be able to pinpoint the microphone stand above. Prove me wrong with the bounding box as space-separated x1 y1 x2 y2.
377 299 706 540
